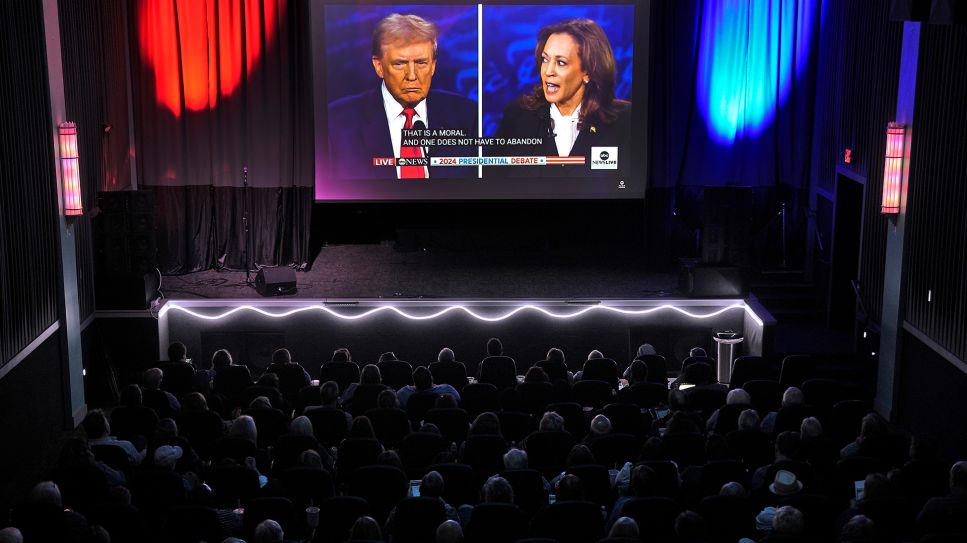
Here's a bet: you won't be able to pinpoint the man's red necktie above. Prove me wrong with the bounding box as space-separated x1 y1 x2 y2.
400 107 425 179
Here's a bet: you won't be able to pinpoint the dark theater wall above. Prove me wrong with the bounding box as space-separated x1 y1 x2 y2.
809 0 903 325
0 0 62 368
903 23 967 365
57 0 133 322
0 335 67 516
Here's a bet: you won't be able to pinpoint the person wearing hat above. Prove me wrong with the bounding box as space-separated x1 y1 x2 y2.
749 470 803 536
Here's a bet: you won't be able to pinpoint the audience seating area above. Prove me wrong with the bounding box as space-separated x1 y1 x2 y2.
4 345 965 543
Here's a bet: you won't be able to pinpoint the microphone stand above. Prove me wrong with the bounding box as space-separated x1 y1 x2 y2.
242 166 253 286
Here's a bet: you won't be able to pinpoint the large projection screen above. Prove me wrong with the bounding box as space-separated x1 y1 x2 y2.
311 0 647 201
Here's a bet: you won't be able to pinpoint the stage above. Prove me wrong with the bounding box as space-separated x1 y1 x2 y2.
156 243 681 300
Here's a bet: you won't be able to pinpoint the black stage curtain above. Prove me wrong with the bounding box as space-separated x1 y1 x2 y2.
130 0 313 273
649 0 821 195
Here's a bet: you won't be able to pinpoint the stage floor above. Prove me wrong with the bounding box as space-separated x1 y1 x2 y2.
158 243 681 300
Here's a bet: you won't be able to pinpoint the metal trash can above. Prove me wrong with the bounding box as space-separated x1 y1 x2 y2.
713 331 744 384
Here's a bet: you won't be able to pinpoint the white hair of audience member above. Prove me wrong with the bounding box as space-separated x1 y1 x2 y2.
590 414 612 436
637 344 657 357
540 411 565 432
840 514 876 541
609 517 640 538
142 367 164 389
438 348 456 362
588 350 604 360
781 387 804 407
220 538 246 543
0 527 24 543
254 519 284 543
290 415 314 437
773 506 804 535
738 409 761 431
720 481 748 497
504 448 529 470
727 388 751 405
800 416 823 439
29 481 62 507
436 520 464 543
229 415 258 445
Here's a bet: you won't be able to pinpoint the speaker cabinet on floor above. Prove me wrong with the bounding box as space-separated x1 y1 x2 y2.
255 267 297 296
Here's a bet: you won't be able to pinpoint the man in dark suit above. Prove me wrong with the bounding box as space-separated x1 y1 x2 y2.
328 14 477 180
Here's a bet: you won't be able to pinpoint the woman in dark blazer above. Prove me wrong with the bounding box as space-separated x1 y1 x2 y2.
491 18 631 178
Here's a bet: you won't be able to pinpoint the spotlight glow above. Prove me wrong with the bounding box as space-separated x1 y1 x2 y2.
159 300 764 326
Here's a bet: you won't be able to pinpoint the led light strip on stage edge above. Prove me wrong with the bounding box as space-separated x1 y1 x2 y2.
159 301 765 327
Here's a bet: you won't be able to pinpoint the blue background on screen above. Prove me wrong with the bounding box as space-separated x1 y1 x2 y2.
481 4 635 137
324 4 479 104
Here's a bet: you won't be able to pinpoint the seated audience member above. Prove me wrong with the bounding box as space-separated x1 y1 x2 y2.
609 464 657 526
482 475 515 504
751 471 804 533
397 366 462 407
14 481 88 542
229 414 259 445
436 393 459 409
167 341 189 363
772 505 806 536
378 351 397 363
706 388 752 431
524 366 550 383
840 514 877 542
916 460 967 536
340 364 384 407
83 409 144 465
253 518 284 543
467 411 502 438
841 412 889 459
472 337 505 378
52 437 121 506
539 410 566 432
0 527 23 543
265 347 311 387
721 480 749 497
675 510 709 543
537 347 572 383
331 347 353 364
350 516 382 540
555 473 586 501
389 470 459 526
689 347 707 358
800 416 823 440
738 408 762 431
584 414 613 445
436 520 463 543
573 350 605 381
752 432 803 491
421 470 460 520
761 387 805 433
621 343 657 379
303 380 353 432
191 351 216 394
348 415 378 440
609 516 640 539
504 448 551 490
377 388 402 409
143 367 182 414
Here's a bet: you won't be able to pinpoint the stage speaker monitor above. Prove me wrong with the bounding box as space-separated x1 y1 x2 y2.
255 266 297 297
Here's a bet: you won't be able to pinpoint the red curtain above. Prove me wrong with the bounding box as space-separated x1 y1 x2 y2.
130 0 313 273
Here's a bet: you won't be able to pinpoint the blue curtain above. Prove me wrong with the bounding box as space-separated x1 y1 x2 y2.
650 0 822 191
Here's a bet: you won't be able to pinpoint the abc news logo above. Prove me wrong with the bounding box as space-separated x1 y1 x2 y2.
372 157 430 166
590 147 618 170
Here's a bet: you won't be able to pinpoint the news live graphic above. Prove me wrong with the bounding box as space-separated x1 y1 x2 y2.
369 128 622 171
